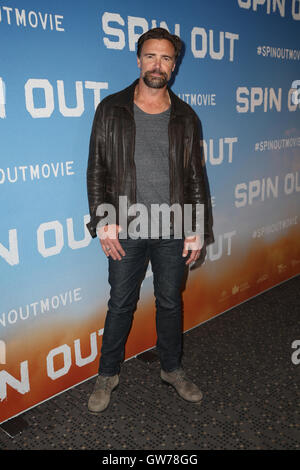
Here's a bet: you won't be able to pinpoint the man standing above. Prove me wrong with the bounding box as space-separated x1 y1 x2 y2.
86 28 210 414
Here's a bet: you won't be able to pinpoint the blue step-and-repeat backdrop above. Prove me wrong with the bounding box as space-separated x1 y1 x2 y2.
1 0 299 422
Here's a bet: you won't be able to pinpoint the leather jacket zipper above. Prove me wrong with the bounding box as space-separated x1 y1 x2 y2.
132 118 137 203
168 118 174 206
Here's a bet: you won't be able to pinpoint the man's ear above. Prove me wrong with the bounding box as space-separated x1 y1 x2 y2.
137 56 141 69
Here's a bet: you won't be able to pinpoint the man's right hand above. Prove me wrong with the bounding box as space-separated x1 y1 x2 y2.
97 224 125 260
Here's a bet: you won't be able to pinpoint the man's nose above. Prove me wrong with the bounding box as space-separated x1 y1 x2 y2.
154 56 162 67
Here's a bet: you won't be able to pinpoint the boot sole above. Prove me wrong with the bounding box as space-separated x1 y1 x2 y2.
161 379 203 405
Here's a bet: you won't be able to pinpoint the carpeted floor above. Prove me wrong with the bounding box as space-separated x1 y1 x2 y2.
0 275 299 451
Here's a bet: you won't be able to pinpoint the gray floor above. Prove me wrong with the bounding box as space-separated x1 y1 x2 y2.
1 276 299 450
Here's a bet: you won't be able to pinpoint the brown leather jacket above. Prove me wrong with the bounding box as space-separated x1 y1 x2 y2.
86 79 210 239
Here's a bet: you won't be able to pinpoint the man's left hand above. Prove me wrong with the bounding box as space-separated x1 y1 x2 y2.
182 234 203 266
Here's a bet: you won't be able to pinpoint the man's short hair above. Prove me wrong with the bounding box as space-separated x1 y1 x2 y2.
137 27 182 61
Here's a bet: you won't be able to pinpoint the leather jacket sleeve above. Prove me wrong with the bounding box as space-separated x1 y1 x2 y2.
186 113 210 239
86 103 106 238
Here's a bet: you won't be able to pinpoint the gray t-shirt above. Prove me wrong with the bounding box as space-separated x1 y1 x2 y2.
130 103 172 238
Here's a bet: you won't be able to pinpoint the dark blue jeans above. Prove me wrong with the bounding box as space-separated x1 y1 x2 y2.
98 237 187 376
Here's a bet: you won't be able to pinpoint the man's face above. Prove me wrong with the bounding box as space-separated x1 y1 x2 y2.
137 39 176 89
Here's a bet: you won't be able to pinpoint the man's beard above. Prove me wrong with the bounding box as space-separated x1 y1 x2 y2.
142 70 168 89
